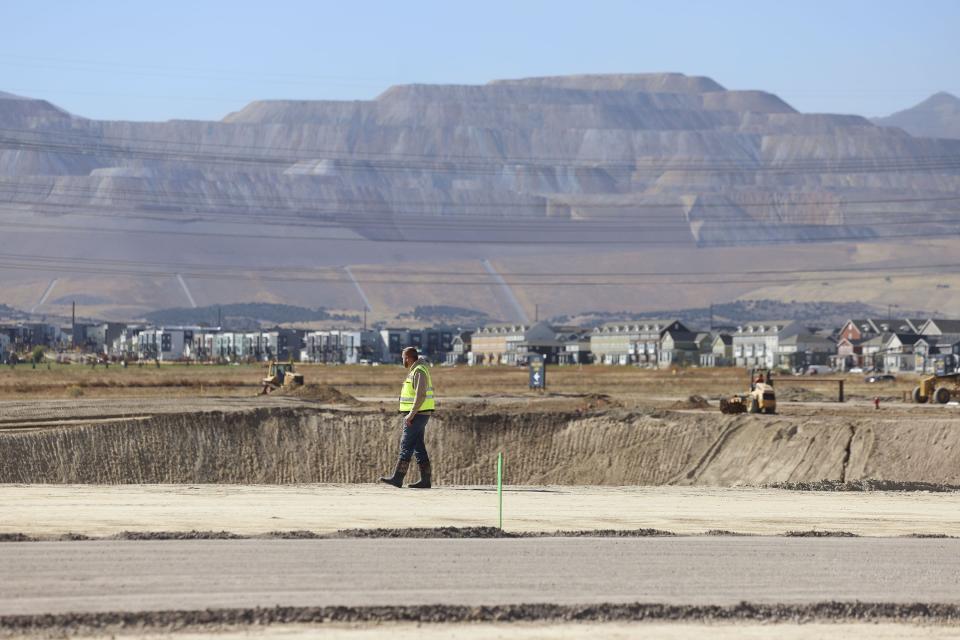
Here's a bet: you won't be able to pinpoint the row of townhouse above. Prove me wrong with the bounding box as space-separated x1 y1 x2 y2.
16 314 960 373
106 325 464 364
0 322 70 362
465 319 838 370
112 327 303 362
468 322 587 366
833 318 960 373
0 322 66 350
591 320 833 370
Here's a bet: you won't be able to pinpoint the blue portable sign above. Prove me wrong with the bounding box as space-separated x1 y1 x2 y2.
529 354 546 389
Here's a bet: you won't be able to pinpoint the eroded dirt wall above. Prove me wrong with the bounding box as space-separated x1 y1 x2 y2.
1 408 958 485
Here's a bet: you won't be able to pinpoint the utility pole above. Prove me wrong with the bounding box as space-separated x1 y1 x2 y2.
535 304 539 322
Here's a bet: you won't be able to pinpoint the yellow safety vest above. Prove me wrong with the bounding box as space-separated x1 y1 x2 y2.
398 363 435 413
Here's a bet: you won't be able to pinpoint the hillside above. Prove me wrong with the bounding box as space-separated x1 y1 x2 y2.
874 92 960 139
1 73 959 321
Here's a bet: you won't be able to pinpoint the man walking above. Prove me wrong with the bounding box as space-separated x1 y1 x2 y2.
380 346 434 489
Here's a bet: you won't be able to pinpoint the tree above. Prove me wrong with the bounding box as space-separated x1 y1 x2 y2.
31 346 45 364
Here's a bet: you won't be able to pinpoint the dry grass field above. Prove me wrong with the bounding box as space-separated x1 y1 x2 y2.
0 361 917 404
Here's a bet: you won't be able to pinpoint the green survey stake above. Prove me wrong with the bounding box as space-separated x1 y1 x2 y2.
497 452 503 530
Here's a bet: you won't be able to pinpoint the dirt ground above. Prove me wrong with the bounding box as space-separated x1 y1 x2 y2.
55 622 960 640
1 485 957 537
0 362 914 405
1 366 957 638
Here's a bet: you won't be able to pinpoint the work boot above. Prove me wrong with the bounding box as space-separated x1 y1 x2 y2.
379 459 410 488
408 460 432 489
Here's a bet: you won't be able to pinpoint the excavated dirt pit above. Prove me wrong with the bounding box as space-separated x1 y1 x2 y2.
2 404 960 485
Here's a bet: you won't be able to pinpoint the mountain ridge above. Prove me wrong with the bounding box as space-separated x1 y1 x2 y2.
873 91 960 139
1 74 960 321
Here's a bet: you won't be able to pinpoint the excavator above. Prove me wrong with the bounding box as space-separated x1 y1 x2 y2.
720 368 777 415
912 354 960 404
259 360 305 395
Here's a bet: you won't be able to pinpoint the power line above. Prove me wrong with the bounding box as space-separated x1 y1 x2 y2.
2 127 960 175
4 200 960 234
0 248 954 279
4 178 960 217
5 185 960 231
0 252 949 287
2 124 960 170
5 206 960 245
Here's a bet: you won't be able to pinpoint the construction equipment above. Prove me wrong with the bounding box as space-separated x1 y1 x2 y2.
260 361 304 394
912 354 960 404
720 368 777 415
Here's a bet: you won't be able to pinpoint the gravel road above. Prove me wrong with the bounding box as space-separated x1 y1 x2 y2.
3 537 960 616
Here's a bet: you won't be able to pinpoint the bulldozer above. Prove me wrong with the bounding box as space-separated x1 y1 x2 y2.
259 360 305 395
912 354 960 404
720 368 777 415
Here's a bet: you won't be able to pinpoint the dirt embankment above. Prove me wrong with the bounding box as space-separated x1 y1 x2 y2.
1 407 959 485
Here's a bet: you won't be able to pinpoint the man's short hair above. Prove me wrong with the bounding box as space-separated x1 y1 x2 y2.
402 346 419 360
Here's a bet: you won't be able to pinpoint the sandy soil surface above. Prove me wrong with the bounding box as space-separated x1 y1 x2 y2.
1 485 958 537
3 538 960 615
68 622 960 640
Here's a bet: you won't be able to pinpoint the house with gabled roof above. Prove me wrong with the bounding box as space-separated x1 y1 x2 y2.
919 319 960 337
732 321 791 368
590 319 687 366
778 330 836 371
701 333 733 367
658 329 709 368
835 318 924 370
880 333 924 372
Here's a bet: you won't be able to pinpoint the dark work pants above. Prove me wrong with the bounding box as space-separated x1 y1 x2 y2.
398 413 430 463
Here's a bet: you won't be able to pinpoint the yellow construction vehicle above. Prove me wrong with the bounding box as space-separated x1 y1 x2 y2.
912 354 959 404
720 368 777 415
259 361 304 395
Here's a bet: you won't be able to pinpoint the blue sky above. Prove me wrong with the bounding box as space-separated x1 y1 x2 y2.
2 0 957 121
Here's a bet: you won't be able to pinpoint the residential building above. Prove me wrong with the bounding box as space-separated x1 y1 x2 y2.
305 329 379 364
186 329 219 361
213 332 241 361
919 319 960 337
135 326 201 361
82 322 126 354
559 331 592 365
502 323 585 365
469 324 527 365
110 325 145 358
659 329 709 368
732 321 791 368
880 333 923 373
834 318 924 370
0 322 63 349
590 320 687 366
778 331 836 371
859 333 891 371
444 331 473 365
259 329 303 361
378 327 455 364
913 333 960 373
732 322 837 371
701 334 733 367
